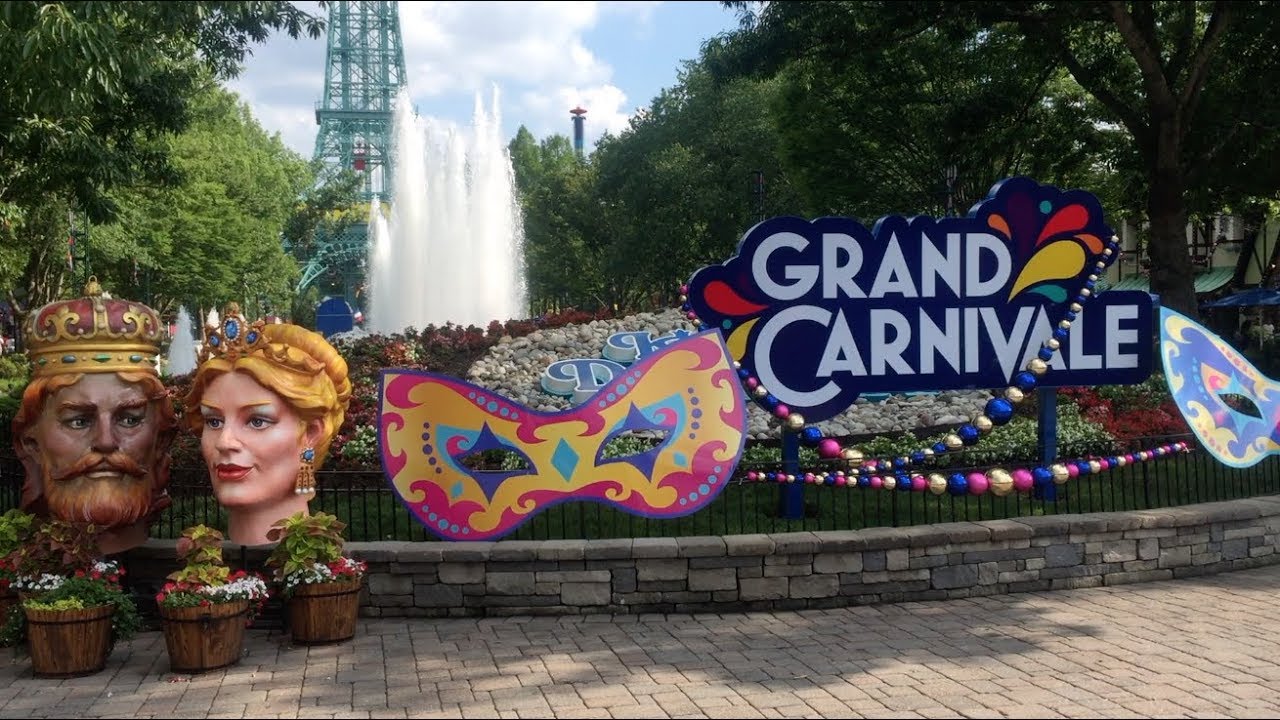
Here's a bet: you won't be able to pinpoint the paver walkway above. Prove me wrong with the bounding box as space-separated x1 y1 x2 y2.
3 563 1278 719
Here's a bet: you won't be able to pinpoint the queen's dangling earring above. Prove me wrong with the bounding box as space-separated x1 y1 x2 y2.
296 447 316 496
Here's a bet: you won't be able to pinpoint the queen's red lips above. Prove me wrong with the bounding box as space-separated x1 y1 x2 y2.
215 463 252 482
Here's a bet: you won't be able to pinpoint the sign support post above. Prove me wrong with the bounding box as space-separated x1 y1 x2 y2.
779 431 805 520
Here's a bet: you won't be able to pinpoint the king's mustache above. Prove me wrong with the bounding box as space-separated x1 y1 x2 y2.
53 451 146 483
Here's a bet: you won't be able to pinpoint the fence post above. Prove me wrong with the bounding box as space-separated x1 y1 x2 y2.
1035 387 1058 502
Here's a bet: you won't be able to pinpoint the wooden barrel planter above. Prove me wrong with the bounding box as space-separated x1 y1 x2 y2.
287 579 361 645
24 604 114 678
159 600 250 674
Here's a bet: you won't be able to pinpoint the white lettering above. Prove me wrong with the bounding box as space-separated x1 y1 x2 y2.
755 306 840 406
753 232 816 300
982 306 1036 380
869 309 913 374
817 309 867 376
921 233 962 298
821 233 865 299
1105 305 1140 368
917 308 961 374
869 233 918 298
965 232 1011 298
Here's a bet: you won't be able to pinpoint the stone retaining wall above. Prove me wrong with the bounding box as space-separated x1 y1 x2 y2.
127 495 1280 617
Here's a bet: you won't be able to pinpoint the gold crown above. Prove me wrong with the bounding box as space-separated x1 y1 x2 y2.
24 276 163 378
200 303 321 375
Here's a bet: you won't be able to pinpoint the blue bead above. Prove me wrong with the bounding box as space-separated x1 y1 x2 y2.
225 319 239 340
764 394 778 407
824 475 835 486
897 474 912 491
1074 296 1088 306
738 368 751 378
910 451 926 464
1052 328 1069 342
1084 279 1095 289
1076 460 1092 475
958 425 980 445
895 456 910 468
1037 347 1055 361
933 442 948 454
985 398 1015 424
947 473 968 496
1032 467 1053 486
1013 371 1038 392
801 427 823 445
857 475 871 488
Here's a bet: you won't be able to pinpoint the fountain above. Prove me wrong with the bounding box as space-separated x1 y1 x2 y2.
367 86 527 332
166 306 198 377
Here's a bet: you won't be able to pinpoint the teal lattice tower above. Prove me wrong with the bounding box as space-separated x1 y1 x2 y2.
314 0 406 202
298 0 407 299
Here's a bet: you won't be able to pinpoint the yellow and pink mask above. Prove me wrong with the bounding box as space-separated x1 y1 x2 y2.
379 330 748 540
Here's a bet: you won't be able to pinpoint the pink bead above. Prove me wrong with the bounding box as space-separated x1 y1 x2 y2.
870 476 884 489
804 473 815 484
835 475 847 486
746 471 757 481
966 471 989 495
818 439 843 459
775 405 790 419
686 311 697 320
1011 468 1034 492
745 377 758 389
1098 459 1110 471
679 284 689 294
1067 463 1080 478
1124 453 1135 464
911 475 927 492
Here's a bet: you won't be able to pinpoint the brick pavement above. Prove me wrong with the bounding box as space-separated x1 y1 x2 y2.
2 564 1278 719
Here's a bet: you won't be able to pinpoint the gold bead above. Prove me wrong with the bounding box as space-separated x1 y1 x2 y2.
753 385 769 398
1095 261 1106 270
928 473 948 495
1004 387 1025 403
679 294 688 303
1103 247 1113 256
1115 455 1127 467
1069 303 1083 313
1088 460 1102 474
944 434 964 450
733 361 741 369
922 447 935 458
1058 319 1072 330
988 469 1013 497
1080 288 1092 297
785 413 806 431
881 460 894 470
841 448 863 464
973 415 993 433
1050 463 1070 482
1027 358 1048 375
1087 274 1098 283
1046 338 1060 350
882 476 897 490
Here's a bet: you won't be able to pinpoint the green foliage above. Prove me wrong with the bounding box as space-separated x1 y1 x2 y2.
167 525 230 586
265 512 348 580
0 1 324 307
6 520 104 579
0 510 37 560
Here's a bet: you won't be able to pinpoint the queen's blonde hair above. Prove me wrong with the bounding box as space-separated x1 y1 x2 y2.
183 324 352 467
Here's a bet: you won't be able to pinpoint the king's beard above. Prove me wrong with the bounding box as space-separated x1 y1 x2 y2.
42 450 154 529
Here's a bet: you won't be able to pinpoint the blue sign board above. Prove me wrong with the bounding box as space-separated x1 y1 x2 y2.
314 296 355 338
684 177 1153 423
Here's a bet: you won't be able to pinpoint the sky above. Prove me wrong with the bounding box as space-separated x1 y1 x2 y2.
227 1 745 159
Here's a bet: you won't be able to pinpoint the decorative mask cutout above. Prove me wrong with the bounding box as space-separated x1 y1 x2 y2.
379 330 749 540
1160 307 1279 468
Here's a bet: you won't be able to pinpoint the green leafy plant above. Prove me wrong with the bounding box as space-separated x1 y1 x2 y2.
1 520 141 647
264 512 366 597
156 525 269 622
0 509 37 590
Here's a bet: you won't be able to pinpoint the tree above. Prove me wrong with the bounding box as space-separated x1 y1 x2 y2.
0 1 325 308
88 85 312 318
718 0 1280 316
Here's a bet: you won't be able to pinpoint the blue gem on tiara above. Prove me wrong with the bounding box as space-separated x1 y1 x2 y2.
225 319 239 340
209 335 220 346
246 330 258 344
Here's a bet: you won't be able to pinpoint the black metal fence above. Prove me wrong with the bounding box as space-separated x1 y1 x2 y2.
2 433 1276 542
